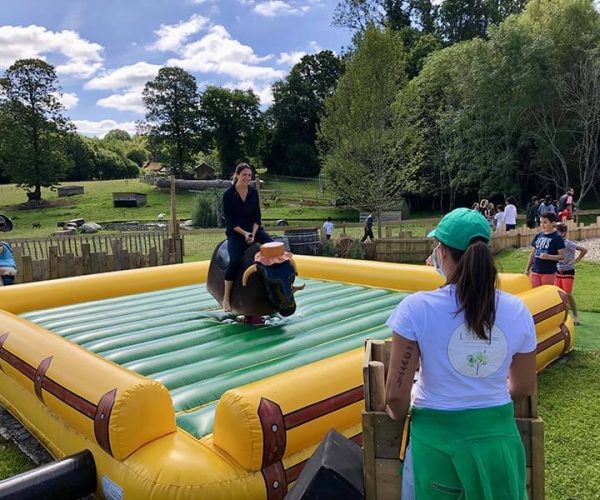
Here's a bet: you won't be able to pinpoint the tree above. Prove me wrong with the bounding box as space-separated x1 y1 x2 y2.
536 51 600 206
0 59 72 200
265 51 344 176
320 27 408 237
140 67 202 178
200 86 262 178
333 0 412 31
104 129 132 142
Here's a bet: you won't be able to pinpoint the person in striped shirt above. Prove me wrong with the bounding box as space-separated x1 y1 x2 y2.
549 223 588 325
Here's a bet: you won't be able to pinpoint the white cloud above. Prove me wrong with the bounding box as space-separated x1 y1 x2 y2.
85 62 162 90
252 0 322 16
309 40 322 52
72 119 138 138
254 0 298 16
224 80 274 106
167 25 283 81
97 88 145 114
56 92 79 110
0 25 103 78
151 14 209 52
278 51 306 66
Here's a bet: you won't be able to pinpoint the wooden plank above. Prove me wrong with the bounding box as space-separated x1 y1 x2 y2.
368 361 385 412
48 246 59 280
21 255 33 283
362 412 378 500
112 239 122 271
81 243 91 274
371 339 385 363
74 256 84 276
63 253 75 278
149 247 158 267
375 458 402 500
529 418 545 500
370 411 403 459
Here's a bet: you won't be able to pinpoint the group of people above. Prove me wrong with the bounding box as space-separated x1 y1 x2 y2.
526 212 587 324
526 188 575 228
473 187 576 233
472 197 518 231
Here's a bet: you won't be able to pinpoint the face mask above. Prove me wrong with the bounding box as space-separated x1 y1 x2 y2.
431 245 445 277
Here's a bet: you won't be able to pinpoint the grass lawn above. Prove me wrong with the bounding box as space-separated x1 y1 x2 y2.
0 178 358 240
0 434 35 480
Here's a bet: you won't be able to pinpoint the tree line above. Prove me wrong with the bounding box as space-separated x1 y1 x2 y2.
2 0 599 210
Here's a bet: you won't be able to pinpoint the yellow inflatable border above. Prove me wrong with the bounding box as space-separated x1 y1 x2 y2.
0 257 574 499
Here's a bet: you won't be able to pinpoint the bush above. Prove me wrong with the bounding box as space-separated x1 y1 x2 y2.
320 240 336 257
348 240 365 260
191 193 217 228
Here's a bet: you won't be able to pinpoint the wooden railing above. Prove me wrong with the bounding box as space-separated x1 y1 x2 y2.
354 218 600 264
5 232 183 284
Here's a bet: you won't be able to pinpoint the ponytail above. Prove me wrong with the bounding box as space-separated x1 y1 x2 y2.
446 238 497 340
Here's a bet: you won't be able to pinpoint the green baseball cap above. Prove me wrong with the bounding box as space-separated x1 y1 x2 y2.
427 208 491 251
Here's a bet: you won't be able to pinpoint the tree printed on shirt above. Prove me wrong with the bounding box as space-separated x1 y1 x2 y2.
467 350 488 375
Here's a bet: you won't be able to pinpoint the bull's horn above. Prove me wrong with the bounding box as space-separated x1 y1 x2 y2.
292 284 306 293
242 264 258 286
289 257 298 275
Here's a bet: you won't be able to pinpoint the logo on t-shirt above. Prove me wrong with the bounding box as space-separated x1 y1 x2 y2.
448 324 508 377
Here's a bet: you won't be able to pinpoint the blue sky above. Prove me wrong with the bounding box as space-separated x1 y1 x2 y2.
0 0 352 137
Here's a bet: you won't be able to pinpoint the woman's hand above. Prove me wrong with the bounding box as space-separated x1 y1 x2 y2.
245 232 254 244
540 252 550 260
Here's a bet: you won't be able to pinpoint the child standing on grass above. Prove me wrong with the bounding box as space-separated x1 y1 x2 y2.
494 205 505 232
552 223 588 325
322 217 334 240
525 212 565 287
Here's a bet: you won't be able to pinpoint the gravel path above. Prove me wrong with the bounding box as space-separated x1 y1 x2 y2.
519 238 600 263
581 238 600 263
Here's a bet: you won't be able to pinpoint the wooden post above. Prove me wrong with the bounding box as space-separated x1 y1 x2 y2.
255 171 261 210
170 174 179 240
368 361 385 411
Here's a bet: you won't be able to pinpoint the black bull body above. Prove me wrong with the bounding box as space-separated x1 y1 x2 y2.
207 240 302 317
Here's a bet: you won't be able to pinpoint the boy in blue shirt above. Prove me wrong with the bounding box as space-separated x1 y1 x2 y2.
525 212 565 287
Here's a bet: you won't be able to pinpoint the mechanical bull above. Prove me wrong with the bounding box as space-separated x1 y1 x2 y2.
207 241 304 317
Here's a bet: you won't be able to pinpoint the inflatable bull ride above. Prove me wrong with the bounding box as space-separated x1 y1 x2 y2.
207 241 305 321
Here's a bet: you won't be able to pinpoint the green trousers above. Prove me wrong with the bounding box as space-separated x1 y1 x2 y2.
410 403 527 500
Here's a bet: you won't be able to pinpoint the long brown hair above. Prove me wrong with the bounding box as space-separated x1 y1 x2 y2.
232 163 252 186
444 238 498 340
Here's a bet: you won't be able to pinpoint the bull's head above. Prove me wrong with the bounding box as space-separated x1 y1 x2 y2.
242 258 304 316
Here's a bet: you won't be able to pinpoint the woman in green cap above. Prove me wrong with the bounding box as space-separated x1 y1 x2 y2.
385 207 537 499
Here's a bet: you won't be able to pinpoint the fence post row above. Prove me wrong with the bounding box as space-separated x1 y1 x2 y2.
6 232 183 284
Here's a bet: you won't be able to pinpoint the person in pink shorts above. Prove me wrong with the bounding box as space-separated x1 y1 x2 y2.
525 212 565 287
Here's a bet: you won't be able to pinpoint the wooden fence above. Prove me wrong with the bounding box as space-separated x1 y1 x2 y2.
356 217 600 264
5 232 183 284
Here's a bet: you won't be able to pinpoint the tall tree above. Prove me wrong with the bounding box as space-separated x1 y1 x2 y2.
140 67 202 178
0 59 72 201
333 0 412 31
320 27 408 236
265 51 344 176
200 86 262 178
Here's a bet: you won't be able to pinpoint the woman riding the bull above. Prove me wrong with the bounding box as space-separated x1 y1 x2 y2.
222 163 272 312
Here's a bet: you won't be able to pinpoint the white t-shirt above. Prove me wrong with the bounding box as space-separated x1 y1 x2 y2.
322 221 334 235
494 211 505 230
504 204 517 225
386 285 536 410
